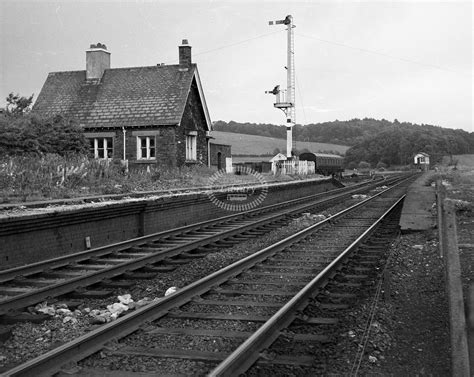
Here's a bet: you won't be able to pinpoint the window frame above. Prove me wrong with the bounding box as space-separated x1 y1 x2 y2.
185 134 197 161
137 135 156 160
89 137 113 159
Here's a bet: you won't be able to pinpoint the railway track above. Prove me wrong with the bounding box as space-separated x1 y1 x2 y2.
3 177 411 376
0 177 402 316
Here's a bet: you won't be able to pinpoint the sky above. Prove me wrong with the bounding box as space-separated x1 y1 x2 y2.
1 0 472 132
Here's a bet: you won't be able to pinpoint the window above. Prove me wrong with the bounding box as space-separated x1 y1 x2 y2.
137 136 156 160
89 137 113 159
186 134 197 160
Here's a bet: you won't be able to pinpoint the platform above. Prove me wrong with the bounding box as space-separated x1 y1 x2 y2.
399 172 436 232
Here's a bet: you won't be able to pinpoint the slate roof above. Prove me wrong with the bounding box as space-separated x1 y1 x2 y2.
33 64 201 129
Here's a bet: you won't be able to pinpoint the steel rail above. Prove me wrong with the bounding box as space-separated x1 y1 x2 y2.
0 208 302 313
209 195 405 376
0 178 401 314
0 177 388 283
3 180 410 377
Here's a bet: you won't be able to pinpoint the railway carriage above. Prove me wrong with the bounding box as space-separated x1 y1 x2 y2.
299 152 344 176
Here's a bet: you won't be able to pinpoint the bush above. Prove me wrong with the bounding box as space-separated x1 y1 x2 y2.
0 113 88 156
0 154 258 202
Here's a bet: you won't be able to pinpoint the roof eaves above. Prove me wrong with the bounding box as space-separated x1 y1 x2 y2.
193 67 212 132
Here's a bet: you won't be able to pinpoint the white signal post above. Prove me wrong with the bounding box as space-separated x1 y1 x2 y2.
267 15 296 158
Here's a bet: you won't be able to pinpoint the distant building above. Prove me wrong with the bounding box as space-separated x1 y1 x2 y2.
270 153 287 163
209 143 232 170
33 40 215 168
414 152 430 170
270 153 287 174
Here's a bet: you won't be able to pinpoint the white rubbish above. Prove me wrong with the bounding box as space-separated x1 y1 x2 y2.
312 214 327 222
118 294 133 305
56 308 72 315
412 245 423 250
35 303 55 316
88 294 161 324
106 302 129 316
165 287 178 296
63 316 78 324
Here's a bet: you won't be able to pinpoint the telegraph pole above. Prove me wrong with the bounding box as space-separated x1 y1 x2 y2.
268 15 296 158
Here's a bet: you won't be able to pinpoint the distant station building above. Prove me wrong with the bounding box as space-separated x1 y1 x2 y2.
33 40 227 169
414 152 430 170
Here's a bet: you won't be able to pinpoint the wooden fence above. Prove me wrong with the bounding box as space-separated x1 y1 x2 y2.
272 160 315 175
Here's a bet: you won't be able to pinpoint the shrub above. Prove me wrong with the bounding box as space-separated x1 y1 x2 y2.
0 113 88 156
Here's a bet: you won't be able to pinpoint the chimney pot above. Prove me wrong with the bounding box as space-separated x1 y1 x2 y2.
86 42 111 80
178 39 192 66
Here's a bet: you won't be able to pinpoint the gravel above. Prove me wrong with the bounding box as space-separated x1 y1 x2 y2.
5 184 451 376
0 207 332 371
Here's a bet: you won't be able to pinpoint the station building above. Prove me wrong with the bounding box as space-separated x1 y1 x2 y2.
33 40 231 169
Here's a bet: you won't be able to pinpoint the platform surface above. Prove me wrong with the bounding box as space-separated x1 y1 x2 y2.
399 172 436 232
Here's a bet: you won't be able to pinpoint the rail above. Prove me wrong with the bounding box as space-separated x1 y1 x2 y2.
0 177 401 314
3 178 413 376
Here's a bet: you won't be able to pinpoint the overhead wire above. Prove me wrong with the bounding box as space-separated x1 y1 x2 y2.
296 32 470 77
163 29 285 64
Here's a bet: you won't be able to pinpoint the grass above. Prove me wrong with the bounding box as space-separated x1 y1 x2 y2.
0 154 329 203
211 131 349 155
0 154 216 203
433 156 474 212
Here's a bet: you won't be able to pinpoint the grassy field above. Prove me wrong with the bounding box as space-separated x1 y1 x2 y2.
442 154 474 168
211 131 350 156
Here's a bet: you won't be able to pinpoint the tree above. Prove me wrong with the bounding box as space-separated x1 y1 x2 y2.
5 93 34 116
0 113 88 156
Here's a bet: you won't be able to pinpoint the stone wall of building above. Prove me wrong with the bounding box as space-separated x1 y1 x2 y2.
210 143 232 169
179 78 209 167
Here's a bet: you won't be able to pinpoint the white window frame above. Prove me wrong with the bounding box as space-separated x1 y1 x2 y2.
89 137 113 159
186 133 197 161
137 136 156 160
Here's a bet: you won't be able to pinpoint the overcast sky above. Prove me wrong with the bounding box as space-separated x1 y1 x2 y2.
1 0 472 132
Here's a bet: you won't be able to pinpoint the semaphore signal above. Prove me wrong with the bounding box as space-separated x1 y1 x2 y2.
266 15 296 158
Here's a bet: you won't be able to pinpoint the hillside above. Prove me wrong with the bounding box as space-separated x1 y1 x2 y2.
211 131 349 156
214 119 474 167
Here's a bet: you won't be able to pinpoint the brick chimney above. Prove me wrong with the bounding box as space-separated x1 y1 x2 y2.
86 43 111 80
179 39 192 66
